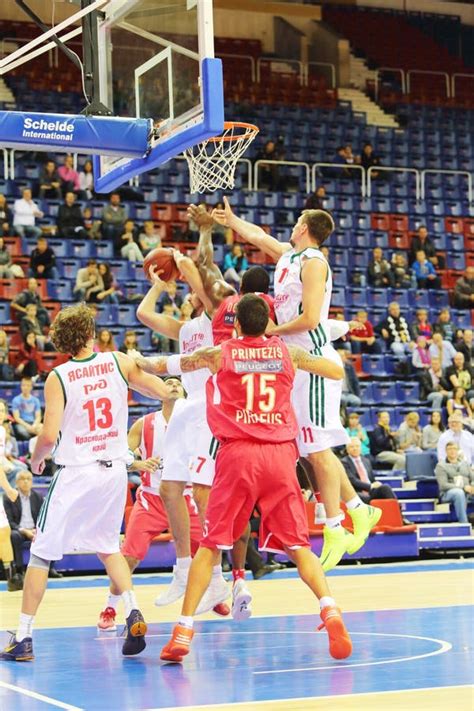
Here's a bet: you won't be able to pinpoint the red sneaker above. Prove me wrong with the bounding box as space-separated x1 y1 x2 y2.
213 602 231 617
317 606 352 660
97 607 117 631
160 624 194 663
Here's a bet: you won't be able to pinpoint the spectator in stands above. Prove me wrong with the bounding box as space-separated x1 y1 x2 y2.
367 247 394 288
78 159 94 201
453 267 474 310
159 280 183 315
256 138 285 190
0 400 29 486
437 412 473 465
331 146 351 178
0 194 14 237
119 219 144 262
435 442 474 524
446 386 473 428
429 331 457 369
345 412 370 456
391 253 411 289
82 207 101 240
10 278 50 330
57 154 80 196
0 236 14 278
410 308 433 341
342 438 398 504
73 259 103 302
29 236 58 280
13 331 39 379
13 188 43 240
433 307 457 343
96 263 120 304
304 186 327 210
397 412 422 452
56 192 88 240
360 142 381 178
455 329 473 366
422 411 444 451
0 330 10 380
38 160 61 200
119 330 141 356
338 349 361 408
371 411 406 470
19 304 49 351
412 336 431 373
444 351 474 403
101 192 128 243
420 355 450 411
376 302 413 356
412 249 441 290
223 244 248 286
344 144 358 167
94 329 116 353
10 376 42 441
138 221 162 255
349 310 382 354
408 225 438 267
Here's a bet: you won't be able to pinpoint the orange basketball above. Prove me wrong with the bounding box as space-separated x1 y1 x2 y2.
143 247 180 282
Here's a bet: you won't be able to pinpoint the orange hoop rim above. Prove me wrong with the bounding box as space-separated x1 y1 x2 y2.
207 121 259 143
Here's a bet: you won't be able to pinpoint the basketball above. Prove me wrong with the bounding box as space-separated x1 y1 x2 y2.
143 247 180 282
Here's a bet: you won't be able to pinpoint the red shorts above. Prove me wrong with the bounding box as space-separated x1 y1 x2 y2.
201 439 310 554
122 488 202 561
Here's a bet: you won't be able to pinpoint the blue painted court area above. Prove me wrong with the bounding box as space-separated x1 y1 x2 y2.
0 605 472 710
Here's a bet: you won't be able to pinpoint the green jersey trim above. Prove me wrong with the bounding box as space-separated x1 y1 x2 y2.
71 352 98 363
52 368 67 405
112 352 128 386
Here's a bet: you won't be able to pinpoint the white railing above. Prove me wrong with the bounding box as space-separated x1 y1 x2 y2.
306 61 336 89
219 53 256 83
451 72 474 99
421 169 473 204
367 166 420 200
312 163 366 197
254 159 311 193
406 70 451 98
374 67 406 100
256 57 305 86
238 158 253 191
2 149 9 180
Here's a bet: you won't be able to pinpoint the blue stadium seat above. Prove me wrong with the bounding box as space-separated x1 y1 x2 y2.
96 304 117 325
350 288 368 309
428 290 449 309
48 280 73 301
358 382 375 404
369 289 390 308
331 287 346 308
412 291 430 309
396 382 420 403
446 252 466 270
372 382 398 404
95 241 114 260
71 240 94 259
117 304 139 325
0 303 11 322
361 354 389 377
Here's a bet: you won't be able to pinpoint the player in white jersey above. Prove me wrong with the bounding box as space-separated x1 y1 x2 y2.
212 198 381 572
0 304 169 663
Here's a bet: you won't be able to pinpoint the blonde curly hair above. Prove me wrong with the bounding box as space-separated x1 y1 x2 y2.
50 304 95 356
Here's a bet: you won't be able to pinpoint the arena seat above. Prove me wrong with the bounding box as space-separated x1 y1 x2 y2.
370 500 417 534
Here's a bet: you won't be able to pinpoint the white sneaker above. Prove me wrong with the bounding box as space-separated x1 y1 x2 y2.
195 576 229 615
231 579 252 621
154 565 188 607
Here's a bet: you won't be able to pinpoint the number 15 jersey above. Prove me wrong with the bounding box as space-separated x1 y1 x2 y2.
52 352 129 466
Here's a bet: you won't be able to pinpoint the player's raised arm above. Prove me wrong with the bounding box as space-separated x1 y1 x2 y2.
213 197 291 262
289 346 344 380
171 249 214 313
30 371 65 474
136 267 183 339
270 258 327 337
116 351 169 400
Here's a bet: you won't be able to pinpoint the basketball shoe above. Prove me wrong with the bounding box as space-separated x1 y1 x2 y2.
122 609 147 656
0 634 34 662
212 602 231 616
346 505 382 555
195 575 229 615
317 606 352 660
97 607 117 631
231 579 252 621
160 624 194 663
154 565 188 606
320 526 354 572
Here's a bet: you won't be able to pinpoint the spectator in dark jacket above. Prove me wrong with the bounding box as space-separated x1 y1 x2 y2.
371 411 406 470
304 186 327 210
455 329 474 366
29 236 58 279
433 308 458 343
56 192 88 239
0 236 14 278
342 438 398 503
409 225 439 267
38 160 61 200
338 349 361 407
367 247 394 288
0 193 13 236
453 267 474 310
360 142 381 178
10 278 50 329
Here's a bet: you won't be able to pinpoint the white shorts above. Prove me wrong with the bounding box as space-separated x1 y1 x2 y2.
161 396 216 487
292 344 349 455
32 460 127 561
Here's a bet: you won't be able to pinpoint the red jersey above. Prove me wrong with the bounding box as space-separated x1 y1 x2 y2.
206 335 298 443
212 293 275 345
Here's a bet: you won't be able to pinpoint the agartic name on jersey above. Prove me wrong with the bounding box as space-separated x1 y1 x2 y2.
67 360 114 382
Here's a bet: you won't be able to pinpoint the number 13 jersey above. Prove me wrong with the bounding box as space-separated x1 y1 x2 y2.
52 352 129 466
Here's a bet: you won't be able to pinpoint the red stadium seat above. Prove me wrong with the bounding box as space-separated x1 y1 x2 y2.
445 217 464 234
36 353 69 372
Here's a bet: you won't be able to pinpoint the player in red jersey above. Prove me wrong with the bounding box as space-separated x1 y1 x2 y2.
136 294 352 663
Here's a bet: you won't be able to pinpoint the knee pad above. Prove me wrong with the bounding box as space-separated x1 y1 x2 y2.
28 554 51 571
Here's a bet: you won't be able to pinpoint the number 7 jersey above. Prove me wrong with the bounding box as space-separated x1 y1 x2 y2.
52 352 129 465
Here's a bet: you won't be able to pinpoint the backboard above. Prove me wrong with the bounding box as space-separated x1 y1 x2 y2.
93 0 224 192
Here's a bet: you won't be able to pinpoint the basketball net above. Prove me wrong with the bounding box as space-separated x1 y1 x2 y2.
183 121 259 193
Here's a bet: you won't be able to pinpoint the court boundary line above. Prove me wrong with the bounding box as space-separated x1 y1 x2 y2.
0 680 82 710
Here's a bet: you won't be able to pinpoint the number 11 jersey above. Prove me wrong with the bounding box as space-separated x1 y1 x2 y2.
52 352 129 465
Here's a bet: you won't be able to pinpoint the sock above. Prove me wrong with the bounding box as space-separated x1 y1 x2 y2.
176 556 192 571
122 590 138 618
326 516 342 529
106 593 122 612
346 496 363 511
212 564 222 579
178 615 194 630
319 596 336 611
232 568 245 583
17 613 34 642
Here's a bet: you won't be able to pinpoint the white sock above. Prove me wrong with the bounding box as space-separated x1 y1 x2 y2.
319 596 336 611
107 593 122 612
178 615 194 629
346 496 363 510
176 556 192 571
122 590 138 618
17 613 34 642
326 516 342 529
212 564 222 579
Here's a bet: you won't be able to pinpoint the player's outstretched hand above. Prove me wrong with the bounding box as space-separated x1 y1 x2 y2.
148 264 166 287
139 457 160 473
348 320 363 331
187 204 214 228
212 195 234 227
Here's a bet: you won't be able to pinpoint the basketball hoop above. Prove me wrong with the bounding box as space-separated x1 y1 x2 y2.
183 121 259 194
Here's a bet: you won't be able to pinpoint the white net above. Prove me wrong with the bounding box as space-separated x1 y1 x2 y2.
183 122 259 193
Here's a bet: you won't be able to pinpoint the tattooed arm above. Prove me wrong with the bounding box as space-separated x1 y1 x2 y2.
288 345 344 380
134 347 222 375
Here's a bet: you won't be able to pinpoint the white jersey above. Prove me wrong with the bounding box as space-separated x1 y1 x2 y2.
274 247 332 351
138 410 166 494
179 311 213 397
0 498 8 528
52 352 129 466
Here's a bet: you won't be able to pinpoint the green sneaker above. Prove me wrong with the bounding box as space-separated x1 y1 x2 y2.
346 505 382 555
320 526 354 572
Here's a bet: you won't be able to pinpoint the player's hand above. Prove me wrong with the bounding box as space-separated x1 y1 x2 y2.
171 248 185 268
265 318 277 335
349 320 363 331
139 457 160 473
148 264 166 287
187 204 214 228
31 458 44 475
